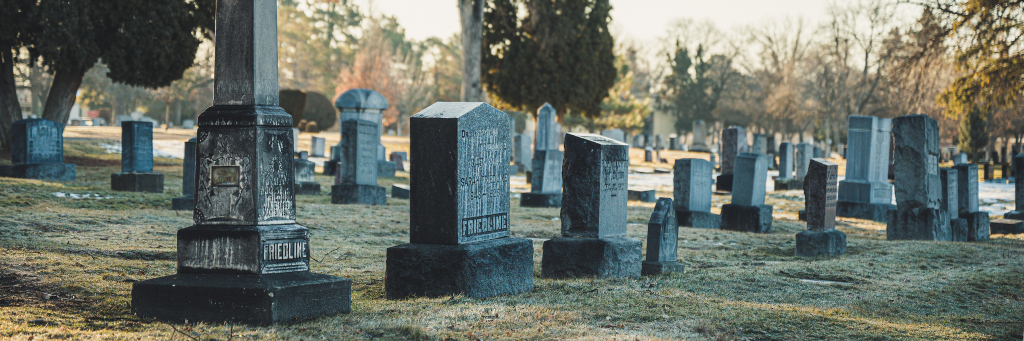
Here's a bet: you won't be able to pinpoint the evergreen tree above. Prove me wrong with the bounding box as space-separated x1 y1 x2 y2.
657 44 734 134
959 104 989 161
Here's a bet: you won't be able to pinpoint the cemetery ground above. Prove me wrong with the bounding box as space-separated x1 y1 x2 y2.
0 135 1022 340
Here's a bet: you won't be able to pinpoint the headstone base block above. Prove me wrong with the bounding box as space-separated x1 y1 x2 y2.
520 192 562 207
0 163 76 181
171 197 194 211
950 218 968 242
715 173 733 192
720 204 773 233
541 237 642 279
294 182 321 196
773 178 803 191
885 208 951 241
1004 211 1024 220
627 189 656 202
990 219 1024 234
961 212 990 241
111 173 164 193
641 261 684 276
836 200 896 223
795 230 847 257
676 210 721 229
385 237 534 299
131 272 351 325
331 184 386 205
391 184 409 199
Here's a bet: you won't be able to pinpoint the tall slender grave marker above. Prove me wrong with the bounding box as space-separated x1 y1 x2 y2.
795 158 846 256
774 142 796 190
952 163 990 240
522 104 563 207
111 122 164 192
721 153 772 233
386 102 533 298
673 159 720 228
642 198 684 275
993 153 1024 234
716 127 747 191
939 168 968 241
0 118 76 181
837 116 895 222
886 114 951 240
132 0 351 324
171 138 197 210
690 120 710 152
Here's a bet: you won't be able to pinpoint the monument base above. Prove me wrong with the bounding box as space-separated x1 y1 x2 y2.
836 200 896 223
795 230 847 257
391 184 409 199
627 189 655 202
171 196 194 211
331 184 386 205
949 218 968 242
990 219 1024 234
0 163 76 181
773 178 803 191
641 261 684 276
885 208 951 241
961 212 990 241
294 182 321 196
541 237 642 279
323 160 339 176
715 173 733 192
507 165 518 176
385 237 534 299
378 160 396 178
676 210 721 229
720 204 773 233
1004 211 1024 220
131 272 351 325
520 192 562 207
111 172 164 193
689 144 710 153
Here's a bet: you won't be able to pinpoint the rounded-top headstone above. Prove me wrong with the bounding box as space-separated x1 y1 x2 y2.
335 89 389 112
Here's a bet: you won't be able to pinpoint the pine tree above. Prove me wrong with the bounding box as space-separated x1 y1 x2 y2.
959 104 989 161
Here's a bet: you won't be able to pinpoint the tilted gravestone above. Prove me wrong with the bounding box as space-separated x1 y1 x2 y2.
171 138 197 210
940 168 969 241
690 120 710 152
716 126 747 192
132 0 350 324
721 153 772 233
293 152 320 195
521 150 563 207
837 115 895 222
886 114 951 241
952 163 990 241
111 121 164 193
542 133 642 278
513 134 532 173
0 118 76 181
795 158 846 256
642 198 685 275
310 136 325 157
774 142 795 191
386 102 533 299
673 158 720 229
331 119 386 205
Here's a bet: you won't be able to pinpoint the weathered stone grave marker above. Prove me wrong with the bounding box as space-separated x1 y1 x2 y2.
111 121 164 192
721 153 772 233
642 198 685 275
774 142 795 191
535 103 559 152
674 158 720 229
310 136 325 157
837 115 895 222
716 126 747 192
691 120 710 152
171 138 197 210
513 134 531 173
601 129 625 143
886 114 950 241
389 152 406 172
939 168 968 241
332 119 387 205
0 118 75 181
952 163 990 241
294 152 320 195
796 158 846 256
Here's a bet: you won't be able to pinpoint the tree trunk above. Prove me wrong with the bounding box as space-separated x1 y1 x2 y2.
0 48 22 154
41 67 86 128
459 0 484 102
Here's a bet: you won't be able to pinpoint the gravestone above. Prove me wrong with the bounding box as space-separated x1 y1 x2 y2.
323 145 341 175
310 136 325 157
513 134 532 173
795 158 846 257
954 153 968 165
716 127 747 192
886 115 951 241
0 118 76 181
991 219 1024 234
642 198 685 275
794 143 814 184
1002 162 1010 179
673 158 720 229
386 102 533 299
335 88 387 163
632 135 645 148
813 146 823 158
644 147 653 162
332 119 386 205
601 129 626 143
837 116 895 222
983 163 994 181
294 153 320 195
690 120 710 152
655 134 664 150
521 150 563 207
535 103 559 152
752 134 767 155
767 136 776 154
953 163 990 241
669 135 679 150
171 138 197 210
391 184 409 199
292 128 300 154
182 119 195 129
389 152 406 172
1006 153 1024 220
111 121 164 193
774 142 795 191
542 133 641 278
132 0 350 324
721 153 772 233
627 188 656 202
940 168 968 241
378 159 397 177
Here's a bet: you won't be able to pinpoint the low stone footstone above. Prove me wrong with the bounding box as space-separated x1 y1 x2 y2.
331 119 386 205
1004 153 1024 220
642 198 685 275
990 219 1024 234
310 136 325 157
0 118 76 181
939 168 968 241
294 153 320 195
628 187 656 202
132 1 350 323
111 121 164 193
952 163 990 241
542 133 641 279
172 138 197 210
796 158 846 257
391 184 409 199
378 159 396 177
716 127 747 192
521 149 563 207
886 114 951 241
721 153 772 233
389 152 406 172
386 102 532 299
673 158 720 229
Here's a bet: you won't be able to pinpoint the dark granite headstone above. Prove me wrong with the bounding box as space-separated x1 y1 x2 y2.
331 119 386 205
386 102 533 299
952 163 989 241
543 133 641 279
886 114 950 241
669 136 679 150
310 136 325 157
172 138 197 210
717 127 747 192
112 122 164 193
991 219 1024 234
0 118 76 181
391 184 409 199
983 163 994 181
721 153 772 233
796 158 846 256
389 152 405 172
673 158 720 229
642 198 685 275
132 0 350 324
836 115 895 222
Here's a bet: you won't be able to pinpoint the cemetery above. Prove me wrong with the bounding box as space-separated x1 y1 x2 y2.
0 0 1022 339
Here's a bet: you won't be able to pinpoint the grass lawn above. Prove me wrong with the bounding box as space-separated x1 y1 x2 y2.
0 139 1022 340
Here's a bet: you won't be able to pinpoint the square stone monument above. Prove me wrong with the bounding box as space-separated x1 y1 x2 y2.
331 119 387 205
940 168 968 241
886 115 951 241
171 138 197 210
837 115 896 222
952 163 990 241
716 127 747 192
795 159 847 256
385 102 533 299
0 118 76 181
132 0 350 324
642 198 685 275
674 158 720 229
721 153 772 233
293 153 320 195
111 121 165 193
542 133 642 279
